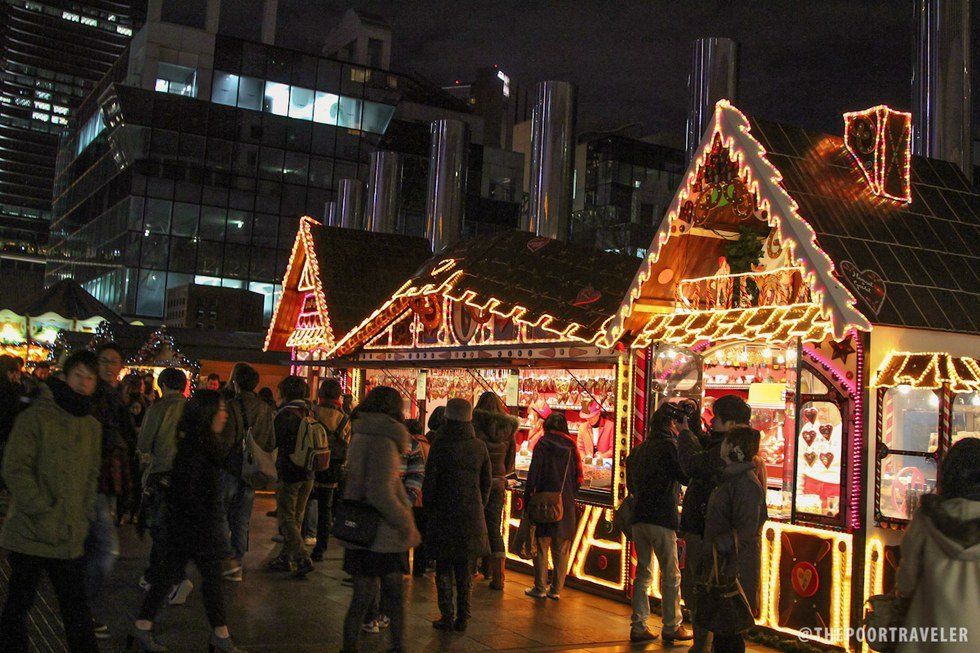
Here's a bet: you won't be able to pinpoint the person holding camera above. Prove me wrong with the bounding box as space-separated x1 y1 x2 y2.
625 401 693 643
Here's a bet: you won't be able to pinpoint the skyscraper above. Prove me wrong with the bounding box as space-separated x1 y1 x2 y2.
0 0 141 269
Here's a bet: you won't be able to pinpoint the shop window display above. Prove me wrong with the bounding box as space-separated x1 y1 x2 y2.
795 401 843 518
951 392 980 446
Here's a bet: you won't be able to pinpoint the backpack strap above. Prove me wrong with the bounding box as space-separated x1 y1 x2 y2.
333 413 350 440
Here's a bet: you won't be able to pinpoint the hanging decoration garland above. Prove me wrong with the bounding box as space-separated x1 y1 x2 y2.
129 326 201 377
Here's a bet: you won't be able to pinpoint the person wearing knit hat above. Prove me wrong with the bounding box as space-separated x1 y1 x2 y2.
421 398 490 632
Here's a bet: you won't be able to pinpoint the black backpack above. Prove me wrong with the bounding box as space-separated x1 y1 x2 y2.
317 413 350 485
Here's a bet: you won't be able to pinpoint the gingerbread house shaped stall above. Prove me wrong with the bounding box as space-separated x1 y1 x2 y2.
263 215 432 395
601 100 979 649
317 228 649 596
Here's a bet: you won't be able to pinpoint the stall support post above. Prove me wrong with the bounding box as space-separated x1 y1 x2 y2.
351 368 366 403
849 330 872 650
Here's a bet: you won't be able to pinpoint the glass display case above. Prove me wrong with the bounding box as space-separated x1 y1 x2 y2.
951 391 980 446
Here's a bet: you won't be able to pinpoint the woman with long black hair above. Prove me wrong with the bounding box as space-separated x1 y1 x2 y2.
128 390 243 652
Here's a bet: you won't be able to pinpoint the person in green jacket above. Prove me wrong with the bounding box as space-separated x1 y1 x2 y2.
0 350 102 652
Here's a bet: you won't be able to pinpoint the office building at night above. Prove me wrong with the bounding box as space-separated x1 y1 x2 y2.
0 0 141 268
45 3 518 322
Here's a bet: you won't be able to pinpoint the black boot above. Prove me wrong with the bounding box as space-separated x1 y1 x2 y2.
433 566 455 629
454 563 473 631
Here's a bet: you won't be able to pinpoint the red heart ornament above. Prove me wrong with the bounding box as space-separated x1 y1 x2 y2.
840 260 886 315
820 452 835 469
819 424 833 440
802 429 817 446
572 285 602 307
803 407 818 424
804 452 817 467
526 236 551 253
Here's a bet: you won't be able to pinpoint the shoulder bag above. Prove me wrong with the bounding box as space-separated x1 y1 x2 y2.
526 447 571 524
240 397 277 489
693 539 755 635
331 498 381 547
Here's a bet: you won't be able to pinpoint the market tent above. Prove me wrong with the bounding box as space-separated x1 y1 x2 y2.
24 279 123 324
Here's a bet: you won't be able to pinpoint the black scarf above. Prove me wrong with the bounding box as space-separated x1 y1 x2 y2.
48 378 93 417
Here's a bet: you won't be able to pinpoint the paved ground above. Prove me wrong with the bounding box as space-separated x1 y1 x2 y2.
3 495 777 652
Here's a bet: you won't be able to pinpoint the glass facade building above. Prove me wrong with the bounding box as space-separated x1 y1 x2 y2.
572 135 685 255
46 33 478 321
0 0 139 264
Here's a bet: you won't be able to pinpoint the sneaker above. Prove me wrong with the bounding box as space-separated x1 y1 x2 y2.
222 560 243 579
266 555 292 572
303 535 317 547
524 587 547 598
376 615 390 630
361 620 380 634
92 621 110 640
167 578 194 605
293 557 314 578
662 625 693 642
546 590 561 600
224 567 244 582
629 626 658 643
138 575 151 591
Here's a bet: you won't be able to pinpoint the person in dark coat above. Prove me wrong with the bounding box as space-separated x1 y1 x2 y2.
701 426 767 653
472 391 519 590
422 398 491 631
523 412 582 600
626 402 692 643
677 394 750 653
131 390 244 653
425 405 445 445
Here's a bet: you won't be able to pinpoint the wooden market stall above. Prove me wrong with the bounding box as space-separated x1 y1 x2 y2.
598 100 979 650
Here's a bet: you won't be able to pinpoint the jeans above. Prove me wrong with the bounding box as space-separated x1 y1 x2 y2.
84 493 119 610
311 486 335 555
220 471 255 563
303 495 318 538
435 559 473 620
484 480 506 557
0 552 98 652
277 479 314 562
140 550 226 628
532 536 571 594
343 573 404 652
631 522 683 632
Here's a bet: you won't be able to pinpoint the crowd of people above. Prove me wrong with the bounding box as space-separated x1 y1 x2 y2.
0 349 978 653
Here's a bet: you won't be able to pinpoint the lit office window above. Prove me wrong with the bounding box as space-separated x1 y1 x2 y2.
288 86 315 121
155 63 197 97
211 72 239 106
53 105 69 115
313 91 340 125
31 111 49 122
263 81 290 116
62 11 80 22
337 96 362 129
76 109 106 155
116 25 132 36
81 16 97 27
237 76 263 111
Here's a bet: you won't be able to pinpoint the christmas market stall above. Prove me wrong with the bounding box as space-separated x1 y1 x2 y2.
599 100 979 649
263 215 433 403
296 228 646 596
0 279 123 368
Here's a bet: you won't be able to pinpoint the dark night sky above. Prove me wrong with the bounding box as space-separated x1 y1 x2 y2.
188 1 978 146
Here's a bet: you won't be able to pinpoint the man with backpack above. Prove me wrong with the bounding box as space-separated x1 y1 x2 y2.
310 379 350 562
269 375 329 578
219 363 276 582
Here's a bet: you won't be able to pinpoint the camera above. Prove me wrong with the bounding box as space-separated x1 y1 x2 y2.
664 398 698 422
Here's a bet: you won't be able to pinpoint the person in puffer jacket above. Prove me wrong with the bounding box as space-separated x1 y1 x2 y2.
471 391 518 590
896 438 980 653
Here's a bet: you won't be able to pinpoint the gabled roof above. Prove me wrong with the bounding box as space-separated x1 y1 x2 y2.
24 279 123 323
331 230 642 356
752 116 979 334
265 217 432 352
603 100 980 347
872 352 980 392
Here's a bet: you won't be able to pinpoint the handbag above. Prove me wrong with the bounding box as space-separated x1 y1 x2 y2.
331 499 381 547
863 592 909 653
613 494 636 535
694 542 755 635
511 517 537 560
527 448 572 524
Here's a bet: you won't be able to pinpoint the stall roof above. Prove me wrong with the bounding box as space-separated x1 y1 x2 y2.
265 217 433 352
69 324 287 366
872 352 980 392
22 279 123 322
604 100 980 348
331 230 642 356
